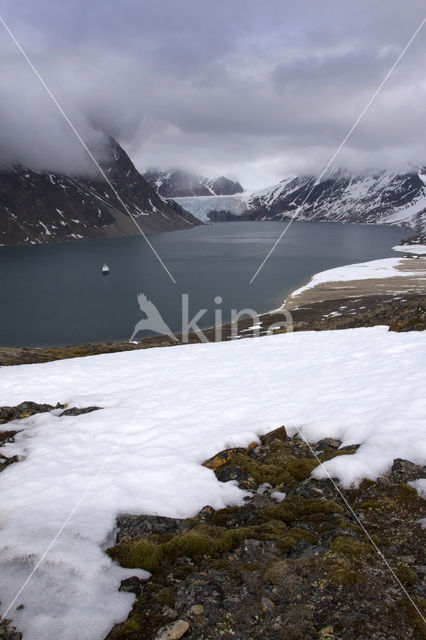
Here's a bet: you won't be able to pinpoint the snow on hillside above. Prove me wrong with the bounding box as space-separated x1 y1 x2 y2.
244 170 426 231
393 244 426 255
143 170 243 198
0 327 425 639
287 256 424 298
180 169 426 233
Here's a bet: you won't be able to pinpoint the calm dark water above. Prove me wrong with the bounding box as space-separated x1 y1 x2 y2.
0 221 408 346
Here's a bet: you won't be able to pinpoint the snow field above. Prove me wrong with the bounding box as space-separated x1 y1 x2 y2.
0 327 425 639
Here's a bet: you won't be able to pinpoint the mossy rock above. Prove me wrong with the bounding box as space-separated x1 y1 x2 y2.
116 619 142 637
328 536 373 557
328 557 363 585
362 483 419 511
386 597 426 638
395 565 420 587
262 496 343 525
107 518 317 571
203 447 247 471
108 523 243 570
230 449 318 486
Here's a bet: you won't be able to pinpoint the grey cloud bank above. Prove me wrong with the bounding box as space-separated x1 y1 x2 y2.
0 0 425 188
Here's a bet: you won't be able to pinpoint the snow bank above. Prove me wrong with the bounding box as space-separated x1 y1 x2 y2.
392 244 426 255
410 479 426 499
288 257 420 298
0 327 425 639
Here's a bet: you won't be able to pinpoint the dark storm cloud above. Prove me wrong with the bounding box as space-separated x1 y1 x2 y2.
0 0 425 186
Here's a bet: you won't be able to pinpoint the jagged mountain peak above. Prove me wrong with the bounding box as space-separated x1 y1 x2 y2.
0 138 201 246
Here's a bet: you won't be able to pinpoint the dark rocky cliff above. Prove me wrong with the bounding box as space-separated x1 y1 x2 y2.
0 137 201 246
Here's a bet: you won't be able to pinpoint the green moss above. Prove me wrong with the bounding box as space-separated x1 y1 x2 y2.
107 518 316 571
109 618 142 639
108 538 163 571
120 620 142 633
230 447 318 487
166 524 240 558
331 566 362 585
329 536 372 557
395 565 419 587
362 483 419 512
107 524 239 570
156 587 175 607
211 506 247 527
394 484 418 500
387 597 426 638
360 498 383 509
263 496 343 525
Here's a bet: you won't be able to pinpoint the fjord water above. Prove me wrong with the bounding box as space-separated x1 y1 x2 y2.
0 221 408 346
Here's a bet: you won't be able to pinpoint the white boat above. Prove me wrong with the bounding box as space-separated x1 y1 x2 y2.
102 263 110 275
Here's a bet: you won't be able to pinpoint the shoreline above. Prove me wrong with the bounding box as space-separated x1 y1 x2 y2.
0 216 415 249
1 293 425 367
0 254 425 366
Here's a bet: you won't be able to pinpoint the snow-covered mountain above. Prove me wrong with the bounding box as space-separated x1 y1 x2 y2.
0 138 201 246
205 169 426 239
143 169 243 197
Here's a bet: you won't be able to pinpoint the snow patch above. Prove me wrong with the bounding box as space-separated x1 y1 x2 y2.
0 328 425 638
409 479 426 499
392 244 426 255
289 257 422 298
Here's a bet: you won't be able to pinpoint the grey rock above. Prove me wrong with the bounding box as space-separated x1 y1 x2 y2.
216 465 250 484
250 494 274 509
389 458 426 483
154 620 189 640
175 572 226 609
260 426 288 445
316 438 341 449
0 455 19 473
260 597 275 612
318 527 360 546
238 538 280 561
116 514 191 543
59 406 100 417
290 544 328 559
0 401 64 425
188 604 204 617
119 576 141 595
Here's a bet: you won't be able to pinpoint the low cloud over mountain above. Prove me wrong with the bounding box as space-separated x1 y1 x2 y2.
1 0 426 187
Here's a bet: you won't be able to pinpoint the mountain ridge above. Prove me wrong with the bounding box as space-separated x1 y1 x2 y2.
143 168 243 197
0 138 201 246
205 168 426 240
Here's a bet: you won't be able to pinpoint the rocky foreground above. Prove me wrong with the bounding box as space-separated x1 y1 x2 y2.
0 388 425 638
0 408 424 640
104 427 425 640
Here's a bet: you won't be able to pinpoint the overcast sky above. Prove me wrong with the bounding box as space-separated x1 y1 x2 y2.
1 0 425 188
